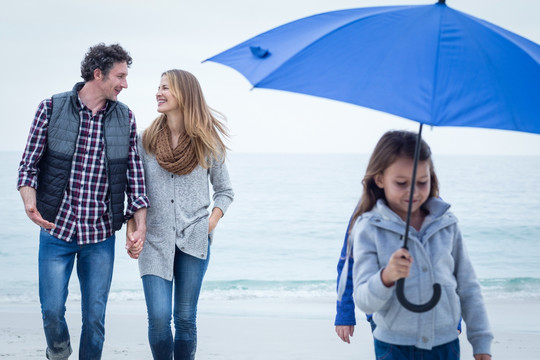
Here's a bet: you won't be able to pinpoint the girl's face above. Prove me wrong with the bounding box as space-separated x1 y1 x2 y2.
156 75 180 115
375 157 431 221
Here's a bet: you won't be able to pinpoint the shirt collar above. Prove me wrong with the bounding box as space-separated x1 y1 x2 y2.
76 95 109 114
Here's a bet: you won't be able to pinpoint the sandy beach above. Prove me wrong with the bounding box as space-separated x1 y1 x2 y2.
1 298 539 359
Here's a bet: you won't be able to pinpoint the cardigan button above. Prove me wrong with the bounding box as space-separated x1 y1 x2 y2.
171 199 174 203
422 336 429 343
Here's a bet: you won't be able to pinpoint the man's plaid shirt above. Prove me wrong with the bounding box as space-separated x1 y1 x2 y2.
18 97 149 245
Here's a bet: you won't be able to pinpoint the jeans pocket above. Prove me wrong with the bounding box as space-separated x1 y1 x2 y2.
449 338 460 358
374 338 393 360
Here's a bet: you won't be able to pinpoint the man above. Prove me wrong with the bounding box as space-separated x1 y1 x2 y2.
17 43 149 359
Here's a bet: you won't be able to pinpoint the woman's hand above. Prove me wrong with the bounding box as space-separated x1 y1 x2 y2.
381 248 413 287
335 325 354 344
208 207 223 233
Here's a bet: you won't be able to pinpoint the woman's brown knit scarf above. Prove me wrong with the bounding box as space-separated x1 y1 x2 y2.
155 125 198 175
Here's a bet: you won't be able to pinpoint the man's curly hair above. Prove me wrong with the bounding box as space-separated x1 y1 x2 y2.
80 43 133 81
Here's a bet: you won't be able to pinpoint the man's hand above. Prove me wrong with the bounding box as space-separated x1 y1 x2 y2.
19 186 55 229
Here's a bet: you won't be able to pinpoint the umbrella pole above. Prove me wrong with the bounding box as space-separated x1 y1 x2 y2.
401 123 424 249
395 123 441 313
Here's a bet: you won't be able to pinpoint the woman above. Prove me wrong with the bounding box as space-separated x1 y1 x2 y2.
126 69 234 359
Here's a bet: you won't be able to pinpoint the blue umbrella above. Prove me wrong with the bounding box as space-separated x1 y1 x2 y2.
205 0 540 312
206 1 540 135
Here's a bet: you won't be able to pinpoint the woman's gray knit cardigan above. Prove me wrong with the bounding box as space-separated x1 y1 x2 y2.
137 138 234 280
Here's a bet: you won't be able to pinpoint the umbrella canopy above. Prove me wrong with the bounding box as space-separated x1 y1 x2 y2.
206 1 540 135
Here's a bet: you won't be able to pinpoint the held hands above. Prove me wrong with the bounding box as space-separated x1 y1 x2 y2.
126 230 145 259
335 325 354 344
125 217 146 259
381 248 413 287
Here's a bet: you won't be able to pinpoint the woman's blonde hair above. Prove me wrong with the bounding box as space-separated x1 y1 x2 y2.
350 130 439 226
142 69 229 168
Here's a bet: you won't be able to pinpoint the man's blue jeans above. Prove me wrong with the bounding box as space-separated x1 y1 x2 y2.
38 229 115 360
142 244 210 360
374 338 460 360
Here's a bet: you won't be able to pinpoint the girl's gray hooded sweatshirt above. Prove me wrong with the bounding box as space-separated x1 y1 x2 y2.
352 197 492 355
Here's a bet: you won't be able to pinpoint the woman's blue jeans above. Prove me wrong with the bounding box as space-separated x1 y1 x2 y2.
38 229 115 360
374 338 460 360
142 244 210 360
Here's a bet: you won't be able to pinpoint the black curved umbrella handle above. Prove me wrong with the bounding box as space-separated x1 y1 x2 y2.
396 278 441 313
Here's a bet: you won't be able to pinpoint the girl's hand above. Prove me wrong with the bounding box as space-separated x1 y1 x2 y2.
381 248 413 287
335 325 354 344
474 354 491 360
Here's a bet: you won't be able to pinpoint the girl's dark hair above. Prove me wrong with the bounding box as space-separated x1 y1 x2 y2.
350 130 439 226
80 43 132 81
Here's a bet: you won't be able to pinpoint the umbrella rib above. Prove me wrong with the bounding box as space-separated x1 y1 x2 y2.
254 5 440 127
252 6 417 88
452 11 517 131
428 5 445 126
356 6 437 125
477 17 540 65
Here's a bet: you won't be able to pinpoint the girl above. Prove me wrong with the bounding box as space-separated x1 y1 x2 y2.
351 130 492 359
126 69 234 359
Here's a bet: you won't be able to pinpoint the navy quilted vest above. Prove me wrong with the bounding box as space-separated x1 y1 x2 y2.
36 82 130 231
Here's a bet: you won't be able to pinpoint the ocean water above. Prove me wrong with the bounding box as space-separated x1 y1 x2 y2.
1 151 540 311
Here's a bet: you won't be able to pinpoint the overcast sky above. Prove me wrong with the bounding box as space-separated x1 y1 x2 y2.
2 0 539 155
